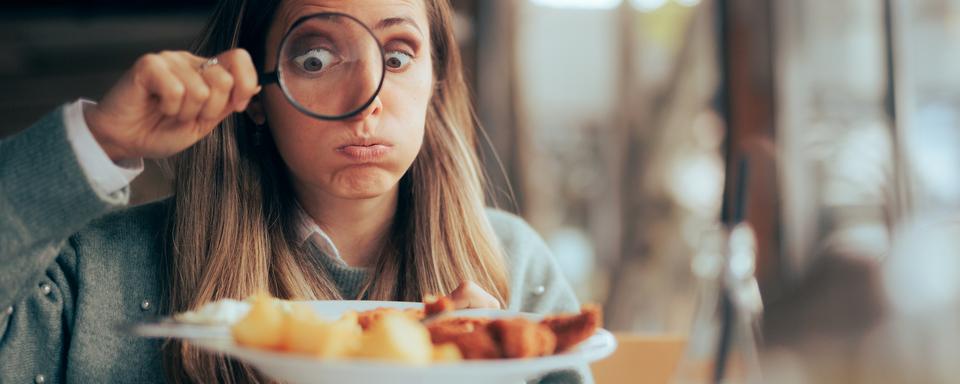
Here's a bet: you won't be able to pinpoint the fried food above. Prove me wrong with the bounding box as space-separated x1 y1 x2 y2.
280 302 329 354
429 317 559 360
281 305 362 358
231 293 285 350
429 323 502 359
425 305 600 360
431 342 464 362
540 305 602 352
428 317 490 337
357 307 427 330
489 318 557 358
423 294 455 316
427 317 492 356
357 307 397 330
226 293 601 364
354 311 434 364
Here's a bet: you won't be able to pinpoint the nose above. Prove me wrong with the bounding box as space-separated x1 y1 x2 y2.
344 94 382 123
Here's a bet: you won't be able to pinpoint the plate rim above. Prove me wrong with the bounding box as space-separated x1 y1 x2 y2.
190 328 617 375
130 299 618 375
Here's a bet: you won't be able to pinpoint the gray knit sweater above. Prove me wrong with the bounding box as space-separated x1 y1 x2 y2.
0 106 590 383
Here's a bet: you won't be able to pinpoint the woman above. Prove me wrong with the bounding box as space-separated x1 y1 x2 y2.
0 0 586 383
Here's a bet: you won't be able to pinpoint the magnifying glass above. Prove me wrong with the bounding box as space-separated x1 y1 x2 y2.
260 12 385 120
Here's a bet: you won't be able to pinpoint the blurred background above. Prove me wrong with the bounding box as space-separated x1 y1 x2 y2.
3 0 960 382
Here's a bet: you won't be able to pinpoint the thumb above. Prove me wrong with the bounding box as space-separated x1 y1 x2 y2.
448 281 500 310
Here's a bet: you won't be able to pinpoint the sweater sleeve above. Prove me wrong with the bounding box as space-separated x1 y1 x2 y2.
486 209 580 314
486 209 595 384
0 104 128 318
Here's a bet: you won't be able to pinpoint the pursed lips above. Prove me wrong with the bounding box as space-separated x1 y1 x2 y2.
336 139 393 162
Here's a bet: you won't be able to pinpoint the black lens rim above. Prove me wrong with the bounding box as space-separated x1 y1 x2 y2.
259 12 386 121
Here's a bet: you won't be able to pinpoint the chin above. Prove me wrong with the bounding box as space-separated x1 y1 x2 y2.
337 188 391 200
332 168 398 199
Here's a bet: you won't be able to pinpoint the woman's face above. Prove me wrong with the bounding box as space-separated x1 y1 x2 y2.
256 0 432 200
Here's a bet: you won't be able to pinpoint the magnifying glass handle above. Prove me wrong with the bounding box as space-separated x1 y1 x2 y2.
259 71 279 86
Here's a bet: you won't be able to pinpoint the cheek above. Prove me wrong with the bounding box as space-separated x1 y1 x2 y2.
381 66 433 152
262 89 334 173
381 99 427 170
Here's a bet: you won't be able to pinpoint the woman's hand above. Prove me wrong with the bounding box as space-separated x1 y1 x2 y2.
84 49 261 161
448 281 501 310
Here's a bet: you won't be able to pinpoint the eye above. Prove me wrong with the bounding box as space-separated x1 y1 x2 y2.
384 51 413 71
292 48 339 73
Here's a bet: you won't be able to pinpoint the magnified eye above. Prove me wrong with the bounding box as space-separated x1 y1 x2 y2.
384 51 413 71
293 48 339 73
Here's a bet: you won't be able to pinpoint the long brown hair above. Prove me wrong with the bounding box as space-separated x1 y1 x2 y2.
160 0 510 382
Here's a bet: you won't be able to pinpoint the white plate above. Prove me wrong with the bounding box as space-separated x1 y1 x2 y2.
134 300 617 384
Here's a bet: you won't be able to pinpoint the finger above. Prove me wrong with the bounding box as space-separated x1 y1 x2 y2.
133 54 184 116
449 281 500 309
162 52 211 122
198 63 234 121
478 291 501 309
218 49 261 112
448 283 470 309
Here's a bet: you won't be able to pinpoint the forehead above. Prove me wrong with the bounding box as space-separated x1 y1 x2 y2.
272 0 427 35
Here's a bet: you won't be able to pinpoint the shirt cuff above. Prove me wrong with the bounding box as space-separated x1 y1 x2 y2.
63 99 144 196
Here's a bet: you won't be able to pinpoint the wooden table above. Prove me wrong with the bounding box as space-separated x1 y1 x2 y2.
590 333 688 384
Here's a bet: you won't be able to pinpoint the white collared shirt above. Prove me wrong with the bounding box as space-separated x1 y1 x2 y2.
292 203 348 266
63 99 144 196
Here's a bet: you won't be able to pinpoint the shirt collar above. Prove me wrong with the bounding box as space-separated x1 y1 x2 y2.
293 203 348 267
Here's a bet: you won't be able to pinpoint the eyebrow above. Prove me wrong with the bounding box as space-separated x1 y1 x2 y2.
374 16 423 37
